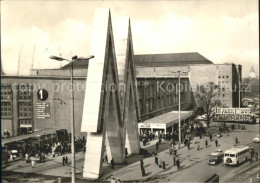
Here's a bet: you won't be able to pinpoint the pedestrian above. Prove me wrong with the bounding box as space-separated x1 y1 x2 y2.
235 137 238 144
141 166 146 177
176 159 180 170
62 156 65 166
158 157 162 168
111 158 115 169
155 155 158 165
187 141 190 150
255 152 258 160
125 148 128 158
199 133 202 139
173 148 177 156
65 156 68 164
209 134 212 141
31 159 36 168
205 139 208 148
197 143 200 151
215 139 218 147
25 153 29 162
104 155 108 163
140 158 144 168
162 161 166 169
156 141 159 150
173 154 176 166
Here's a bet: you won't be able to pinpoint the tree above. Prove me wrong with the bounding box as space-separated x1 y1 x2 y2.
195 82 221 128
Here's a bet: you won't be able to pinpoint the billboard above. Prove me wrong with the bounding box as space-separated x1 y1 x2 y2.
213 108 252 122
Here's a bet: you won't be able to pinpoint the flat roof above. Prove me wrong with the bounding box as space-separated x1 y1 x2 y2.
139 110 193 128
2 128 59 145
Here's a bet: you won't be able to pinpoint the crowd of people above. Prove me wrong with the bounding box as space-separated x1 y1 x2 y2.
3 135 86 168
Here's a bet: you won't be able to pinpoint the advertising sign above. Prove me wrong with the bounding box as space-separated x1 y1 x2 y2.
213 108 252 122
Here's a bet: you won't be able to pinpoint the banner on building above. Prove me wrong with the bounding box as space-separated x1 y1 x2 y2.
213 108 252 122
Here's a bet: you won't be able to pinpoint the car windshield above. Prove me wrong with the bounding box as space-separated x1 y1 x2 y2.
230 154 235 157
210 156 217 159
225 154 229 157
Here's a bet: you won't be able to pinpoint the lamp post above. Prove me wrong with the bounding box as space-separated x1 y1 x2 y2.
172 67 190 149
50 55 94 183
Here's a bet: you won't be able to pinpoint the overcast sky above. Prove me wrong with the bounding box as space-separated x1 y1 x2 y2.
2 0 259 77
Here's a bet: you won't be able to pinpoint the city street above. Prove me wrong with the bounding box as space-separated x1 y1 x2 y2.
2 123 259 182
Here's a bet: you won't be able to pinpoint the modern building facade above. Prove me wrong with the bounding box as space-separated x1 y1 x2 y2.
1 52 242 137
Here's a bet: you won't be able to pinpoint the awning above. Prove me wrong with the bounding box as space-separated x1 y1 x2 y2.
138 110 193 129
2 128 59 146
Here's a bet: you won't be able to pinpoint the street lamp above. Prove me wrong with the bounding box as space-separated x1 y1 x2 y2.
172 67 190 149
50 55 94 183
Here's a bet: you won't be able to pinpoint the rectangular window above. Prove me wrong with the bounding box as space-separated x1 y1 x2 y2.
18 84 33 101
18 102 33 118
1 85 12 100
1 102 12 117
226 76 229 78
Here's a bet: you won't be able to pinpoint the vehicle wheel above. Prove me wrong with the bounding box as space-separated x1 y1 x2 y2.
237 161 239 166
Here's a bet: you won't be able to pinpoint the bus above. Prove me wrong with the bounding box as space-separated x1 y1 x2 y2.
224 145 250 165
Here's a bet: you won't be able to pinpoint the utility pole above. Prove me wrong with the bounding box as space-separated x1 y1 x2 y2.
172 67 190 149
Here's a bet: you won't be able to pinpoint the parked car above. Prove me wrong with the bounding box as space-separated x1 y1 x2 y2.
253 135 260 143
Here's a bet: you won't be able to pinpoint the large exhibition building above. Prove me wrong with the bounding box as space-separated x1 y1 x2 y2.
1 51 241 137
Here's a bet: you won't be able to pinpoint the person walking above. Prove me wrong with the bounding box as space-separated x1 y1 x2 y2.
31 159 36 168
65 156 68 165
176 159 180 170
25 153 29 163
209 134 212 141
141 166 146 177
140 158 144 168
235 137 238 144
62 156 65 166
215 139 218 147
173 154 176 166
155 155 158 165
255 152 258 160
187 141 190 150
111 158 115 169
158 157 162 168
156 141 159 150
205 139 208 148
104 155 108 163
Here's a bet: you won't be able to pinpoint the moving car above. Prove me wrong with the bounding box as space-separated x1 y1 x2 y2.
211 149 224 157
253 135 260 143
208 154 222 165
208 149 224 165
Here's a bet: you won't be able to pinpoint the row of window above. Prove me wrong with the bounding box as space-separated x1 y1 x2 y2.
20 119 32 125
219 75 229 79
1 85 33 118
139 93 185 114
1 102 12 117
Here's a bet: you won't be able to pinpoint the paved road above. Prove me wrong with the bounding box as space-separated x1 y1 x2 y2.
148 126 260 183
152 141 259 182
104 124 260 182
